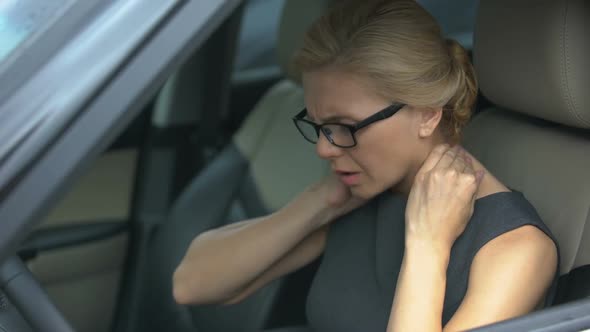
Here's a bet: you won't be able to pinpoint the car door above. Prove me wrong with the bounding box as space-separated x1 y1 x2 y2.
0 1 242 332
22 121 145 332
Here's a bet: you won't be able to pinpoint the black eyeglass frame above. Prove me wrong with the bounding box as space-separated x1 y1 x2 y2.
292 103 406 148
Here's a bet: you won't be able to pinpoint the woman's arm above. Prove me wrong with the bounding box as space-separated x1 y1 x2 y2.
173 175 365 305
387 145 557 331
389 240 450 331
389 224 557 332
172 189 328 305
443 225 557 331
388 144 478 332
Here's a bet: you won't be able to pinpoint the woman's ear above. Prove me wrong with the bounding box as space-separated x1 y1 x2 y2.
418 107 443 138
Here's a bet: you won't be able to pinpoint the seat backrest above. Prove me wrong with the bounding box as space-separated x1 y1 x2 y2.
134 1 334 332
463 0 590 303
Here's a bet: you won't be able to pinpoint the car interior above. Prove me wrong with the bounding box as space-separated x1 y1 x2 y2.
1 0 588 331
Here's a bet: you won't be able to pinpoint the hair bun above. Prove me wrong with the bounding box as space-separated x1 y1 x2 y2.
446 38 469 67
443 38 478 143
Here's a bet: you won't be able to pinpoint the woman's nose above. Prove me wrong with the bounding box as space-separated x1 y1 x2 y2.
316 132 343 159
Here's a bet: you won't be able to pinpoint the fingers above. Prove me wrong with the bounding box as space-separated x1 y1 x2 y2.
475 169 485 185
450 146 471 173
434 145 461 169
418 144 485 187
417 144 451 175
461 150 485 186
460 150 485 185
448 148 485 201
456 151 485 203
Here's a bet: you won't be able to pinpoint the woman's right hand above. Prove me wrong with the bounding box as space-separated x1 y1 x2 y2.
306 173 368 228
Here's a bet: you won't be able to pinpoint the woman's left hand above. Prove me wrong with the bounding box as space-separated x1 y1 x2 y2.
405 144 484 252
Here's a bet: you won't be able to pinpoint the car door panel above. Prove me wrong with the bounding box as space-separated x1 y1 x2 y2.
24 149 136 332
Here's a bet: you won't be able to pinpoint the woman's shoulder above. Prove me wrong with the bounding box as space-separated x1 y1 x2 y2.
467 190 559 258
470 191 559 301
473 190 543 225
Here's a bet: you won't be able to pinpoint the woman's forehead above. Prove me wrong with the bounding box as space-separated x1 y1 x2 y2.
302 70 389 121
302 69 371 97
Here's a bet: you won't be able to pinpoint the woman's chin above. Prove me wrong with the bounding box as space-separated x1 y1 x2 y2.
349 179 403 200
349 184 380 200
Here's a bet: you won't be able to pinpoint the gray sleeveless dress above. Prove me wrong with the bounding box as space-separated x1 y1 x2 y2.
267 191 559 332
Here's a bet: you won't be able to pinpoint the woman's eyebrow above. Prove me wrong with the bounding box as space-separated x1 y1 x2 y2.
321 114 356 123
307 112 354 123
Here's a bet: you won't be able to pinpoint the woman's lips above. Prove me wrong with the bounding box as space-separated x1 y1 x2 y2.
335 171 361 186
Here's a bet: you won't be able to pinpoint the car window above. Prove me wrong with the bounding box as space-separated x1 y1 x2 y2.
234 0 285 71
0 0 75 65
418 0 479 49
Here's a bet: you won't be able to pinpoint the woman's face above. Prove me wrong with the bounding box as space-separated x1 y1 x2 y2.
302 68 442 199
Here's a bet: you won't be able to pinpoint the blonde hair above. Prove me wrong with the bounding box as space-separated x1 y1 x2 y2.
293 0 478 143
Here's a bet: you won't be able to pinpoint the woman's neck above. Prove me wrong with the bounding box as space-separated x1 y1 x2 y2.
390 142 510 200
392 166 420 197
391 139 455 197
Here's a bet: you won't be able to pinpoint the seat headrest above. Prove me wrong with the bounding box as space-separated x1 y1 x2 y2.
277 0 335 83
474 0 590 128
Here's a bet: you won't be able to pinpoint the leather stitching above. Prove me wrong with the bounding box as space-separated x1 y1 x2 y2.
561 0 588 126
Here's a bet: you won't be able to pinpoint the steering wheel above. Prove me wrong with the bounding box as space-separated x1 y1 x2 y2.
0 256 75 332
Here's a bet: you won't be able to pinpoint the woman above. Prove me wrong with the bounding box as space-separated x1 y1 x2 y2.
173 0 559 331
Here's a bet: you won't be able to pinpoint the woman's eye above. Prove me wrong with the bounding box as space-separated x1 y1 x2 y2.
337 121 356 127
337 125 350 133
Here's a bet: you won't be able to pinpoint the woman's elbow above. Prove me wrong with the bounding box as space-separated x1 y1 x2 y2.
172 264 231 305
172 236 210 305
172 265 197 305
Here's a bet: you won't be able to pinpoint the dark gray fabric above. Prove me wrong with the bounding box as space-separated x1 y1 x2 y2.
303 190 559 331
264 327 313 332
554 265 590 304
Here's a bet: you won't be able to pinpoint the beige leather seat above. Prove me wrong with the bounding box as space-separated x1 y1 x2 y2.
464 0 590 302
234 0 333 210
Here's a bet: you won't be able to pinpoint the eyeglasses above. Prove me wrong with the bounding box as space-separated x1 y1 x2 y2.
292 103 406 148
